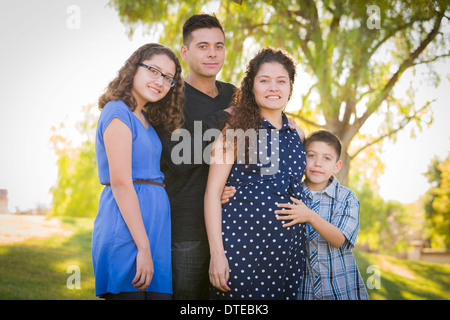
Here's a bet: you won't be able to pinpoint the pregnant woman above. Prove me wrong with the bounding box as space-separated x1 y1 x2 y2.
205 47 307 300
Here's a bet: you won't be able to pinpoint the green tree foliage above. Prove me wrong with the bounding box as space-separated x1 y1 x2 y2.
350 162 419 254
423 152 450 248
49 105 102 217
109 0 449 186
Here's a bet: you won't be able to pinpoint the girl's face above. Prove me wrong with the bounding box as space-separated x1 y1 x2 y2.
131 54 176 108
252 62 291 113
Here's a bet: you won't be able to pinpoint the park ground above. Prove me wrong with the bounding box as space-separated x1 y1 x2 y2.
0 214 449 300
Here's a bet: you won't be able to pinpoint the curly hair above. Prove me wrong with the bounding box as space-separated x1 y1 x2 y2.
223 47 297 160
98 43 184 133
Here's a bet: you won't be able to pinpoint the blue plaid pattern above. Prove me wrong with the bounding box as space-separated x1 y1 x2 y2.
308 198 322 298
299 177 369 300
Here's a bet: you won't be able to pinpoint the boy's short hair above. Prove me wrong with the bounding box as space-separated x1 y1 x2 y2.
182 13 225 46
304 130 342 160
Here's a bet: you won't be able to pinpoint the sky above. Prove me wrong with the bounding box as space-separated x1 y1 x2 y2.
0 0 449 212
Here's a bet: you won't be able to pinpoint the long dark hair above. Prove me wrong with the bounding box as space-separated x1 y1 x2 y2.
98 43 184 133
223 47 297 159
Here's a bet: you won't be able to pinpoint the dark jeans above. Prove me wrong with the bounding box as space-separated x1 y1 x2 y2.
172 240 210 300
103 291 172 300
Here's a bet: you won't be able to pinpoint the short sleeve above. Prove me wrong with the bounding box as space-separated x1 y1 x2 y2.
331 189 360 249
98 100 133 136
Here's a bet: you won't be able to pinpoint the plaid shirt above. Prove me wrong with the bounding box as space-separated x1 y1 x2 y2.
299 176 369 300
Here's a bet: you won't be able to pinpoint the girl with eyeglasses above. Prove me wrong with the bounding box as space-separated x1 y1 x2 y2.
92 43 184 300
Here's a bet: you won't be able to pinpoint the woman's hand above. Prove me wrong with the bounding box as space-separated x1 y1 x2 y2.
132 248 154 291
209 252 231 292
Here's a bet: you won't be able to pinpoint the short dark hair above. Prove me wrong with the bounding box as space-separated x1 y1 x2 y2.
182 13 225 46
304 130 342 160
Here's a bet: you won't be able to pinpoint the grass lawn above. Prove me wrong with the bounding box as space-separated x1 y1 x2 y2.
0 217 96 300
0 216 449 300
355 250 450 300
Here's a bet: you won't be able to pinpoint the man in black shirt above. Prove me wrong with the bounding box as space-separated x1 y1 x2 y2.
154 14 235 300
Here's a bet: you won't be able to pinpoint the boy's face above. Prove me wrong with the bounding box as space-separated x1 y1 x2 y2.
180 27 225 79
305 141 342 191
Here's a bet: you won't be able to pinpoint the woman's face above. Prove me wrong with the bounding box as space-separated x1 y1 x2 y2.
252 62 291 113
131 54 176 108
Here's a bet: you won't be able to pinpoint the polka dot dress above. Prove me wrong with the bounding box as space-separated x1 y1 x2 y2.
212 113 307 300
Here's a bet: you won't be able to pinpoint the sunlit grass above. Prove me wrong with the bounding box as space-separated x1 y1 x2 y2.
0 217 96 300
355 251 450 300
0 216 449 300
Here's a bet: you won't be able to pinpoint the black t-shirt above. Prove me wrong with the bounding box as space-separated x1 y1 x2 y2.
154 80 236 242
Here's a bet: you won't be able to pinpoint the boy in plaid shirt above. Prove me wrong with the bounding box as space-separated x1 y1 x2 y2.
276 130 369 300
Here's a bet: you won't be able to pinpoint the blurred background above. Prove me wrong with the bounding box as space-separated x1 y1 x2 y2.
0 0 449 300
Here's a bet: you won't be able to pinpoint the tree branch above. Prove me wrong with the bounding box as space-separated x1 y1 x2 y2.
354 9 445 133
411 52 450 66
285 111 326 129
302 82 317 106
356 85 375 102
277 3 315 68
368 19 417 58
341 98 355 131
349 100 435 159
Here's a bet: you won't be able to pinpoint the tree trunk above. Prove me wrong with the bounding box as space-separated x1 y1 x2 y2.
336 151 350 187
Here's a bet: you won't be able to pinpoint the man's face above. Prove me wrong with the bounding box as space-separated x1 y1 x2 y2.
181 27 225 78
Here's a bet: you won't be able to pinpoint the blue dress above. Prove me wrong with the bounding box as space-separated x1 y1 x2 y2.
92 100 172 297
212 113 307 300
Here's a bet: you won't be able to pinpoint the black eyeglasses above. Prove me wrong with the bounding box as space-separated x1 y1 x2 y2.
138 63 177 87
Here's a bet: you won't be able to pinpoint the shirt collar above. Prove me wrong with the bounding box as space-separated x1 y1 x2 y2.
261 112 292 131
303 175 339 200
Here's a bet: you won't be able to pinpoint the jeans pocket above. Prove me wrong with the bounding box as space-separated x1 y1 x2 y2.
172 240 203 252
